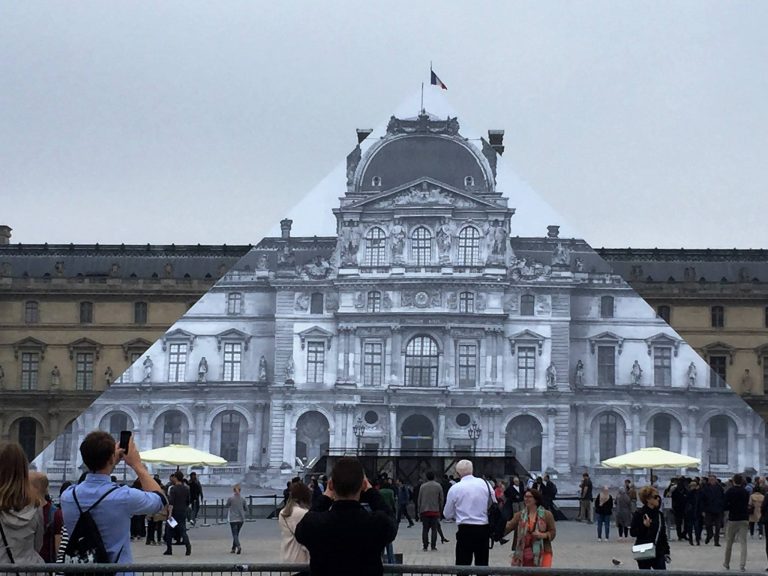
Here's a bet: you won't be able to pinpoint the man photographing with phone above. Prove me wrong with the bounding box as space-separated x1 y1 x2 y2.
60 430 167 567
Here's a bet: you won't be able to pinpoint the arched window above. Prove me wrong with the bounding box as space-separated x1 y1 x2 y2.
709 416 729 465
17 418 38 462
371 176 382 187
411 227 432 265
365 227 387 266
220 412 242 462
163 411 185 445
367 291 381 313
54 420 75 461
24 301 39 324
227 293 243 315
651 414 672 451
464 176 475 187
310 293 324 314
108 412 129 440
598 413 618 460
600 296 614 318
657 305 671 323
520 294 535 316
458 291 474 313
457 227 481 266
405 336 439 387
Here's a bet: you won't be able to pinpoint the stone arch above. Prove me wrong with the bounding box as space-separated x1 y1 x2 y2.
703 413 738 469
205 405 254 431
294 410 330 465
505 415 543 473
9 416 46 462
400 413 435 452
98 410 137 438
210 410 249 464
590 410 627 463
151 408 191 447
646 412 683 453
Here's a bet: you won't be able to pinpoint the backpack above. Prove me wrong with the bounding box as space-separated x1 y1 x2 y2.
485 481 506 547
63 486 120 569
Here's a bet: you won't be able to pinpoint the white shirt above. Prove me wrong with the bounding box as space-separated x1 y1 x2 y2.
443 475 496 525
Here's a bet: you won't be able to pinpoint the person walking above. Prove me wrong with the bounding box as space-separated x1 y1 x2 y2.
378 478 397 564
594 486 614 541
0 442 45 567
630 486 670 570
616 487 633 541
395 480 415 527
723 474 750 571
578 473 594 523
443 459 495 568
279 482 311 576
417 471 445 551
188 471 203 526
685 479 704 545
702 474 725 546
164 471 191 556
226 484 247 554
749 486 764 539
505 488 556 567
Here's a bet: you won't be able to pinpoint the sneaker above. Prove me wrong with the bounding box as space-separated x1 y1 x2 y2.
598 538 602 542
431 546 437 551
423 547 427 551
723 563 729 570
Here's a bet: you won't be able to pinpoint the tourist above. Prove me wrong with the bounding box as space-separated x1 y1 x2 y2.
685 479 704 545
578 472 594 523
417 471 445 551
722 474 749 571
671 477 688 541
279 482 311 576
129 479 147 541
226 484 247 554
594 485 614 541
626 479 638 509
616 487 633 541
701 474 725 546
504 476 524 516
29 471 59 563
505 488 556 567
188 471 203 526
377 478 397 563
0 442 44 566
395 479 415 527
540 474 558 512
164 471 191 556
749 485 764 539
630 486 670 570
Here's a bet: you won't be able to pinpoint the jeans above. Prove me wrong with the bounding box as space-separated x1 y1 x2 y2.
596 513 611 539
164 516 190 551
724 520 748 570
190 500 201 523
704 511 723 544
230 521 243 549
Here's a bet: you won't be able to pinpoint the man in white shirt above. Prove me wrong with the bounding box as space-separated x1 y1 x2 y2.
443 459 495 567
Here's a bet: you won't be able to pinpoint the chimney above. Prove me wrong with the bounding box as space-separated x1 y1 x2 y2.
547 225 560 238
0 225 11 245
488 130 505 156
280 219 293 239
356 129 373 144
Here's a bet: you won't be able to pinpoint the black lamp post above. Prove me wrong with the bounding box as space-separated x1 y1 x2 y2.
467 421 482 455
353 416 366 456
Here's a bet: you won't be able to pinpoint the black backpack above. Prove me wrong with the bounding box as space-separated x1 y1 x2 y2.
485 481 507 546
63 486 120 569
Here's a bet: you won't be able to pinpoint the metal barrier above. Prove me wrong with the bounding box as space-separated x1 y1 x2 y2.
197 495 282 525
0 564 765 576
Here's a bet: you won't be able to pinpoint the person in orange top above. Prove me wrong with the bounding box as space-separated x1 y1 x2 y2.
505 488 556 567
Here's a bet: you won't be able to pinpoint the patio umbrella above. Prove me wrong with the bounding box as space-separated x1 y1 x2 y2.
601 446 700 481
139 444 228 468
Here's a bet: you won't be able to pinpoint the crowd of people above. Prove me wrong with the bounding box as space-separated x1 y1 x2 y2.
4 433 768 574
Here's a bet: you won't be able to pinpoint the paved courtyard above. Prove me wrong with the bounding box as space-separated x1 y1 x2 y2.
131 518 768 572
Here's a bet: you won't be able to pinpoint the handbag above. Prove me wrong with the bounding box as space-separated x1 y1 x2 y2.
632 512 662 561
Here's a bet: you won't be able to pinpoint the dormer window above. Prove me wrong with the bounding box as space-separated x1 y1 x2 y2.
464 176 474 187
371 176 382 187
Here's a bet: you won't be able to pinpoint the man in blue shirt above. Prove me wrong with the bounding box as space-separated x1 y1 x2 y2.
61 431 166 565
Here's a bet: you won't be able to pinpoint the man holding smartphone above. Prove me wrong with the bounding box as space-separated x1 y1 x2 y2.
61 431 167 566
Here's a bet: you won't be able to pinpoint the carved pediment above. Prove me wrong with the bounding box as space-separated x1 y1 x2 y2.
12 337 48 359
298 326 334 350
68 337 102 360
508 330 547 356
755 343 768 365
644 333 682 356
121 338 152 360
701 341 735 364
589 331 625 354
216 328 252 351
162 328 196 351
351 178 496 210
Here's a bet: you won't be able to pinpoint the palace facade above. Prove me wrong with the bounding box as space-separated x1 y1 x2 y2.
30 112 764 488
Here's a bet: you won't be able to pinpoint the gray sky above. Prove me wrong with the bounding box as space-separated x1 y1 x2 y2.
2 1 767 248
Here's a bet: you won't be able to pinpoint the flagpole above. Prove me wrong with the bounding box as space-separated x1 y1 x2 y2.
420 82 424 114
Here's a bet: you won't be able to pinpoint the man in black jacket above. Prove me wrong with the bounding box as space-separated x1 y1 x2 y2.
723 474 750 571
701 474 725 546
295 457 397 576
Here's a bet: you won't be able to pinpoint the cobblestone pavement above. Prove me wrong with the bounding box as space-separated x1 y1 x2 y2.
131 518 768 572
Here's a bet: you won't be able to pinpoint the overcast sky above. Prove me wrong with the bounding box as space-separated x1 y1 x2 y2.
2 2 767 249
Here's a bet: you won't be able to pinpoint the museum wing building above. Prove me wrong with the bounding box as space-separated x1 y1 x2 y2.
34 112 764 488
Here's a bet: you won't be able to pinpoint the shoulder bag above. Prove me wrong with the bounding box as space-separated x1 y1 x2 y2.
632 512 661 561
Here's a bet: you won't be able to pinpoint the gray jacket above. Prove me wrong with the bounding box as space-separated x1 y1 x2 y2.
417 480 445 515
227 493 247 523
0 505 44 567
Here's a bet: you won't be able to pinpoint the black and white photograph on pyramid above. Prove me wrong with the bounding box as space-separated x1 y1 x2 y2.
4 3 768 570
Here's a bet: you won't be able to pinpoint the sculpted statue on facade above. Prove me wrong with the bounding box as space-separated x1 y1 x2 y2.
339 222 362 266
546 362 557 389
389 220 406 263
197 357 208 383
447 292 458 310
436 218 454 263
354 292 365 310
552 242 571 266
325 292 339 312
285 355 295 384
382 292 393 310
630 360 643 385
295 293 309 312
277 245 296 269
742 369 754 394
104 366 114 385
256 254 269 270
143 356 153 382
574 257 584 272
687 362 697 388
258 356 268 382
50 365 61 388
574 360 584 388
486 220 507 264
301 256 333 279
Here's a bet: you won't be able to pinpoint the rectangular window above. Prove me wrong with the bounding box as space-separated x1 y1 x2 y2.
227 293 243 315
79 302 93 324
711 306 725 328
520 295 535 316
24 301 39 324
223 342 242 382
75 352 94 391
458 343 478 388
362 341 383 387
306 342 325 383
168 343 188 382
597 346 616 386
459 292 475 314
709 355 727 388
220 414 240 462
134 302 148 324
20 352 39 390
120 351 143 384
517 346 536 389
653 347 672 387
764 356 768 395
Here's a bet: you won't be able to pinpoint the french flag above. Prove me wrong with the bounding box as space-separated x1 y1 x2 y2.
430 69 447 90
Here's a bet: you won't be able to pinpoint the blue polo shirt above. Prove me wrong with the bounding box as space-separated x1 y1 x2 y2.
61 474 164 564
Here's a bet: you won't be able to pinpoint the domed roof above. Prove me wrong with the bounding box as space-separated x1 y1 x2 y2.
355 113 493 194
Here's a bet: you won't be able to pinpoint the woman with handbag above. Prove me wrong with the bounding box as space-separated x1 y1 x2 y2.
630 486 670 570
0 442 45 570
504 488 556 568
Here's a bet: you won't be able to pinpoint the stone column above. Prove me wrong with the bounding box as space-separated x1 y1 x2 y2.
737 433 747 473
546 407 557 471
437 409 446 452
336 329 345 382
496 331 504 385
630 403 642 452
252 401 265 468
687 406 699 461
282 403 295 467
194 401 207 450
389 408 398 452
333 404 345 452
343 330 350 380
348 332 356 381
487 330 497 381
390 327 402 383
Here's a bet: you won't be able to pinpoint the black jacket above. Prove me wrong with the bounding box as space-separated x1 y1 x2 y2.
594 495 614 516
295 488 397 576
700 483 725 514
630 506 670 559
723 485 750 522
671 484 687 513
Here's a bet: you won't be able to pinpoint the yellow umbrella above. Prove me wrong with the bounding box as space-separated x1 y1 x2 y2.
140 444 228 467
601 447 700 481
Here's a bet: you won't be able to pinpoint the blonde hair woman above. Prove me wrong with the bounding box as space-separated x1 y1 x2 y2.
279 482 311 576
630 485 670 570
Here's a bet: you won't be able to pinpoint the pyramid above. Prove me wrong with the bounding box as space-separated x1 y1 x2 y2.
34 89 765 490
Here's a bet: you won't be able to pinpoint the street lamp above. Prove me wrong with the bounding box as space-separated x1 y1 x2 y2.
467 421 482 455
353 416 366 456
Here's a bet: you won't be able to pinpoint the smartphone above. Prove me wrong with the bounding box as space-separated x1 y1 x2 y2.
119 430 132 455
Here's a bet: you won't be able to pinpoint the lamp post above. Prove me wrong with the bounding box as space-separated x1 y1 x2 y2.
353 416 366 456
467 420 482 456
